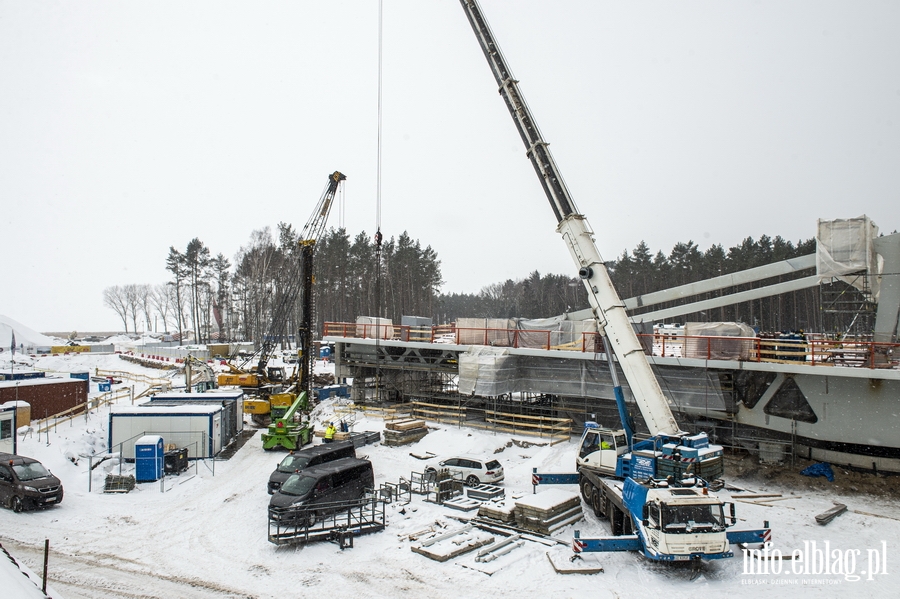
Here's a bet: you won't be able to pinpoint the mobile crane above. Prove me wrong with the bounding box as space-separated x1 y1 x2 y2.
221 171 346 428
459 0 769 564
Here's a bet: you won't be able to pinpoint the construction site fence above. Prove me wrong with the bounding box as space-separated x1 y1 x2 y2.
323 321 899 371
36 388 133 434
95 369 172 389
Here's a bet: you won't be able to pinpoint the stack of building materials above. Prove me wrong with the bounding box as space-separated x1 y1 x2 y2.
513 489 582 535
104 474 136 493
477 500 516 523
410 524 495 562
317 430 380 446
383 418 428 446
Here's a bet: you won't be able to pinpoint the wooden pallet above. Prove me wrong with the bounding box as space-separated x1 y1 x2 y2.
443 496 482 512
467 484 505 502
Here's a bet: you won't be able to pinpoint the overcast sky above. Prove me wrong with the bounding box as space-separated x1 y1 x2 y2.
2 0 898 333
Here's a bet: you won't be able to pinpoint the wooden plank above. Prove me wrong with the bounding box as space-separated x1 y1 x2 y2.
816 503 848 525
385 419 426 431
731 494 783 499
485 417 570 431
483 411 571 423
850 509 900 522
410 401 465 412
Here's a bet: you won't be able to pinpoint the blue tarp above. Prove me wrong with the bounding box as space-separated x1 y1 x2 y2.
800 462 835 482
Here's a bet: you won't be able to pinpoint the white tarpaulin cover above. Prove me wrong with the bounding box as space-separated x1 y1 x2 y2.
457 346 514 396
683 322 756 360
816 215 880 299
355 316 393 339
456 318 515 346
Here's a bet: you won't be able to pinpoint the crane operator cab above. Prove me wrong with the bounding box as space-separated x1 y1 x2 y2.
577 423 627 475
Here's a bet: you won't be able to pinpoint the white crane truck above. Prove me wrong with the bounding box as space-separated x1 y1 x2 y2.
459 0 770 564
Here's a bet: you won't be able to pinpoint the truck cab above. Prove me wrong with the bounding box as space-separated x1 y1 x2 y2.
576 425 627 475
636 483 732 560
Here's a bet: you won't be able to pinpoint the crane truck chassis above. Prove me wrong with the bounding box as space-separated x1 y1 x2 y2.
534 467 771 563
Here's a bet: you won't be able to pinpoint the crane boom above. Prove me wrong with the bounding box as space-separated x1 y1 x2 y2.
459 0 681 436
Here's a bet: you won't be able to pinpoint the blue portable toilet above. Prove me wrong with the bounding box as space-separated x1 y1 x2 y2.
135 435 164 482
319 345 332 359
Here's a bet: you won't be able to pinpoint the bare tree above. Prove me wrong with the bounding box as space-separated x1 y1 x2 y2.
136 284 153 332
103 286 129 332
124 284 142 333
150 284 173 333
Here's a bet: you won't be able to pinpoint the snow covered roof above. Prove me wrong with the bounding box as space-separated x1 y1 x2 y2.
112 404 223 415
0 377 86 390
0 315 59 348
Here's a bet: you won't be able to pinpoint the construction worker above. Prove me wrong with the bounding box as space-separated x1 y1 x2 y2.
323 422 337 443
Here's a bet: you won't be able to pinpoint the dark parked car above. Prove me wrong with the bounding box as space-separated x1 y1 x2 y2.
0 453 64 512
267 441 356 494
268 457 374 524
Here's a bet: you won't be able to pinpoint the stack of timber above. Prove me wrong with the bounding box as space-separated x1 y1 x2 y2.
816 503 848 525
383 418 429 446
478 500 517 523
514 489 582 535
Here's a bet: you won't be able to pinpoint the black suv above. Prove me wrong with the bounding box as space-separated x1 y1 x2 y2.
0 453 64 512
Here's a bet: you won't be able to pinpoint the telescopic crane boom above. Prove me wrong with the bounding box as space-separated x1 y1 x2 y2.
459 0 680 437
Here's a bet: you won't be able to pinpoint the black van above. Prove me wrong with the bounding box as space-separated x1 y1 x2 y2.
268 457 374 522
267 440 356 494
0 453 64 512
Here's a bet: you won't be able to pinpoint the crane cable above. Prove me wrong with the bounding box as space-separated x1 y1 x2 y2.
374 0 384 402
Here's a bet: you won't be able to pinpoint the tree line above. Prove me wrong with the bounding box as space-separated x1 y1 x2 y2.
104 229 843 343
102 227 443 344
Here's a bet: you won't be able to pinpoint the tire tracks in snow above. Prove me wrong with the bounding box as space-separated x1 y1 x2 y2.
0 536 257 599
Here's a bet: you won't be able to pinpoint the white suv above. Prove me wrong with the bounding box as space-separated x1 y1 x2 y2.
424 456 504 486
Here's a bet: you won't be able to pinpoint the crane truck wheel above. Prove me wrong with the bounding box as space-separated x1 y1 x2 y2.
579 477 594 502
591 489 605 518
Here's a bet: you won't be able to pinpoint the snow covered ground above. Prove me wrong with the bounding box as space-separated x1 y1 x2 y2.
2 351 899 598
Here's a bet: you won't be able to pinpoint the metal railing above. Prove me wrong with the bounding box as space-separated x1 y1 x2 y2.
323 321 899 371
267 494 386 546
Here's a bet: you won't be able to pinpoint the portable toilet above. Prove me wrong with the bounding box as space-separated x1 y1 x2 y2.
135 435 164 482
